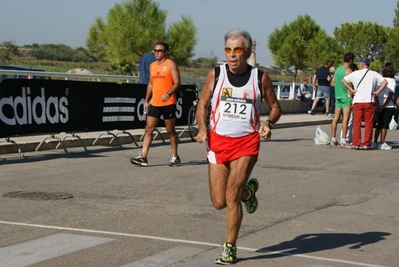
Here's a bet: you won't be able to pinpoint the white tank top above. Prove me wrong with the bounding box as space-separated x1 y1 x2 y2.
210 64 262 137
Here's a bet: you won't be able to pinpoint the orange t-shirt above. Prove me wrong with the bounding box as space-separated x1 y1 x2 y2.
149 59 176 107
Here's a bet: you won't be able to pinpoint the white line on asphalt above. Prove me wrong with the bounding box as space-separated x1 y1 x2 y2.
0 233 113 267
0 220 388 267
121 246 205 267
0 220 219 247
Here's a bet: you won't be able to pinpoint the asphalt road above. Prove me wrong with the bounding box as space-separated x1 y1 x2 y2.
1 124 398 267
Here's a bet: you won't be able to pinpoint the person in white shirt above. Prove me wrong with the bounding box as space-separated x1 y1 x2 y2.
372 62 396 150
342 58 387 150
195 28 281 265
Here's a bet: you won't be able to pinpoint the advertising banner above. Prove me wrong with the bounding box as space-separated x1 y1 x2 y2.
0 79 196 138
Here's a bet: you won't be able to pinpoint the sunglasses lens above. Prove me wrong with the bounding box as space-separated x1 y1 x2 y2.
224 47 232 53
224 47 245 54
235 47 245 54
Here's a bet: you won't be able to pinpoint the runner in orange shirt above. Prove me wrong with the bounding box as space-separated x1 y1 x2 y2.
130 42 181 167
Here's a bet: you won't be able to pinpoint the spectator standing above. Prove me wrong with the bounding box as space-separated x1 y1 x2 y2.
341 63 359 144
130 42 181 166
329 52 354 147
328 66 336 115
195 28 281 265
342 58 387 150
310 61 332 116
138 51 156 83
372 62 396 150
297 77 313 114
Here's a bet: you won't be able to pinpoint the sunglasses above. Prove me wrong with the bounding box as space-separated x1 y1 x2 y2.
153 49 165 53
224 47 246 55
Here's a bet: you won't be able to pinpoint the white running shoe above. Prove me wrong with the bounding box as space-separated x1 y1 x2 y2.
378 143 392 150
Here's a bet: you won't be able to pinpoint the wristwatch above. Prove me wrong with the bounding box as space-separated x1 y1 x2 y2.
266 119 274 129
167 91 172 96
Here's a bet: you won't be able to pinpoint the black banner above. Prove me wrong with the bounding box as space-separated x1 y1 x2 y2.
0 79 196 138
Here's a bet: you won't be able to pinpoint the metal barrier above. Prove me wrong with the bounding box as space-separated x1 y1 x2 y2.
0 77 197 157
0 69 302 100
0 69 204 88
0 69 312 158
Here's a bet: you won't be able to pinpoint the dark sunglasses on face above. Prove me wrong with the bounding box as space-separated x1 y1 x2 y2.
224 47 246 55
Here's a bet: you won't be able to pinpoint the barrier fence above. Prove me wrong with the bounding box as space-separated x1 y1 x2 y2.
0 77 196 157
0 69 307 157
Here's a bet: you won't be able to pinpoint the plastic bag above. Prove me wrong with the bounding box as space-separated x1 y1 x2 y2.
314 126 330 145
389 115 398 130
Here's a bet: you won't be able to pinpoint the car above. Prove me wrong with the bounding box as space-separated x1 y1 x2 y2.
275 85 295 99
0 65 46 83
278 84 314 99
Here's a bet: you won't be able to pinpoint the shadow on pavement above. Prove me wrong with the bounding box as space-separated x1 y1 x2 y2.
240 231 391 262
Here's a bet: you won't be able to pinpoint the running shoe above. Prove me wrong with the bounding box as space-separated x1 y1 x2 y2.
340 140 352 148
379 143 392 150
130 155 148 166
215 242 237 265
243 178 259 214
371 142 379 149
169 155 181 167
330 139 339 146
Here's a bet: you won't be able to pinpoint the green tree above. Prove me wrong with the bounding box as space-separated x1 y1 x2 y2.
370 59 382 72
86 18 108 61
0 41 19 63
165 16 197 66
382 27 399 69
86 0 197 75
304 31 342 70
334 22 388 63
31 44 95 62
268 15 336 80
394 0 399 27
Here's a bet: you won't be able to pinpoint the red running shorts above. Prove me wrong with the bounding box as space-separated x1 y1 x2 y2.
207 131 260 165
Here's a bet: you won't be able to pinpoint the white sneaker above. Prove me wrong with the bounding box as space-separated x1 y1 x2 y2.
330 139 339 146
371 142 379 149
378 143 392 150
340 140 352 148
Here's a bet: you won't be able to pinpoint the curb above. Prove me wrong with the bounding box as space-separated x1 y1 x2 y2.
274 119 333 129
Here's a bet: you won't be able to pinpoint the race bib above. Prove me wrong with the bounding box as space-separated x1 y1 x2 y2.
220 96 252 122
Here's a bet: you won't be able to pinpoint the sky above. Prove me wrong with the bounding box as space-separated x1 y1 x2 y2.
0 0 397 66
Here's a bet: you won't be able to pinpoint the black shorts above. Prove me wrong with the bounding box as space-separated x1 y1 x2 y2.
374 108 395 129
147 104 176 119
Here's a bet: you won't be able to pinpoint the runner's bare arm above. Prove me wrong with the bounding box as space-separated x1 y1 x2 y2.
169 60 181 94
144 79 153 110
195 68 215 143
259 72 282 140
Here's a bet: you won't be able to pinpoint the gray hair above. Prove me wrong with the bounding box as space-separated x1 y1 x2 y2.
224 28 252 50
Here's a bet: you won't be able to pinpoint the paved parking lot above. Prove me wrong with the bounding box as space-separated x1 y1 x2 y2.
1 122 398 267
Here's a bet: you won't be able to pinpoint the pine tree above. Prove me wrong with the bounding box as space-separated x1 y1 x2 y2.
393 0 399 27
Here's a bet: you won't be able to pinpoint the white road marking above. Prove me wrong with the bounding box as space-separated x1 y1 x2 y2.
305 265 332 267
0 233 113 267
121 246 204 267
0 220 388 267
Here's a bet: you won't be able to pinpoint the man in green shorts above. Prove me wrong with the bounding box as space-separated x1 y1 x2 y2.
330 52 355 148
